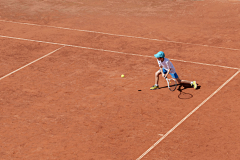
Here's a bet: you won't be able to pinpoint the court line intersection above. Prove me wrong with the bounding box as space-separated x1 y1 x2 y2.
136 69 240 160
0 20 239 159
0 46 65 81
0 35 239 70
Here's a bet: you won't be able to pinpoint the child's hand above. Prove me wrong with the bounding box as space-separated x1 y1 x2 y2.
162 74 166 78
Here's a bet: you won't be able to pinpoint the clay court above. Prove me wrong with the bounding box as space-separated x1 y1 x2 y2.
0 0 239 159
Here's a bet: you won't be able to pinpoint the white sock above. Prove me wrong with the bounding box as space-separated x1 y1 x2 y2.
155 84 158 86
190 81 193 84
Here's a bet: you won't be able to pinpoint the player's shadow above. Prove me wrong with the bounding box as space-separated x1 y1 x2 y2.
158 83 201 100
177 84 201 99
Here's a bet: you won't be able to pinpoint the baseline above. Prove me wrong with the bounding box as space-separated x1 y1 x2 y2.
0 35 238 70
136 70 240 160
0 19 239 51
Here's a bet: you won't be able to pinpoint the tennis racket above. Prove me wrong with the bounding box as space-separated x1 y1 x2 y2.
165 77 177 91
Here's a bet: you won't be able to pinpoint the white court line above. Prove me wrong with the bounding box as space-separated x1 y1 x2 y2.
0 20 239 159
136 70 240 160
0 35 239 70
169 58 239 70
0 19 240 51
0 46 65 81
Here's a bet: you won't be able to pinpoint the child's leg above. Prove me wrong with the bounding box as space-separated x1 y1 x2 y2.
155 70 162 85
175 78 197 89
150 70 163 90
169 72 197 89
176 78 192 84
169 72 191 84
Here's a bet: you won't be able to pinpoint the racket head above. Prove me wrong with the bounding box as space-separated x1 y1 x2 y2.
167 78 177 91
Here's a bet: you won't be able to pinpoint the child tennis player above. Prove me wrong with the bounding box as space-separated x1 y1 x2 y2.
150 51 197 90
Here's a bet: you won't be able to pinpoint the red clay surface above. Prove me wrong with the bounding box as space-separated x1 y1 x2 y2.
0 0 239 160
0 38 60 77
142 74 240 160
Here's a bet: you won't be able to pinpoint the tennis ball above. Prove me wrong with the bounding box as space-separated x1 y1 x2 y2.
121 74 124 78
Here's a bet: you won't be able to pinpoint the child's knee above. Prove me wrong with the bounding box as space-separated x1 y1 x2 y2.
155 71 161 76
176 78 181 83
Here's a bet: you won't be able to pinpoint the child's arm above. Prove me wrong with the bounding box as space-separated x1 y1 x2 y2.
159 66 165 77
160 66 169 78
164 61 172 78
165 68 171 78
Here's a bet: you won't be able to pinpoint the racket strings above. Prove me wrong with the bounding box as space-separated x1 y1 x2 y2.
168 79 177 91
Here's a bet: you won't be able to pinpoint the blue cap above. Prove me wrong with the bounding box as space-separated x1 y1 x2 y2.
154 51 165 58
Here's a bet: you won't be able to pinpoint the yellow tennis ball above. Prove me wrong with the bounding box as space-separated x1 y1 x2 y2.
121 74 124 78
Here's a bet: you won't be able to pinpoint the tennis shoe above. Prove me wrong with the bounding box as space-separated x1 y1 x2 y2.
191 81 197 89
150 85 160 90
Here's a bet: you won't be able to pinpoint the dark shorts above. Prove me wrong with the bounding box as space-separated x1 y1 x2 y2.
162 68 179 79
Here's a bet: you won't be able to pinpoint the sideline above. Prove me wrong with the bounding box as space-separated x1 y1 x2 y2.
136 70 240 160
